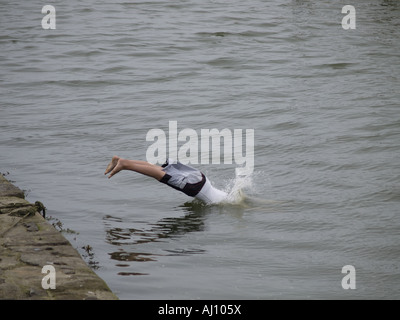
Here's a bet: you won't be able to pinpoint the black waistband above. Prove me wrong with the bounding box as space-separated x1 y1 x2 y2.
160 173 206 197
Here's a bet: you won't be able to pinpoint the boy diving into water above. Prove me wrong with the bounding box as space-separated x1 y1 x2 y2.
104 156 228 204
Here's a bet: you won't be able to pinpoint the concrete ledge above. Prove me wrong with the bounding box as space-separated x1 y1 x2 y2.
0 175 118 300
0 176 25 199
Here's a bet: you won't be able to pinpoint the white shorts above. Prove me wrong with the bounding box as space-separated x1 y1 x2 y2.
195 178 228 205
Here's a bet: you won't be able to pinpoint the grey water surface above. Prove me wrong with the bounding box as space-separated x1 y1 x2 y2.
1 0 399 299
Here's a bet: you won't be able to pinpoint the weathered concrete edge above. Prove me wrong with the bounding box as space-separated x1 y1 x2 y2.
0 175 118 300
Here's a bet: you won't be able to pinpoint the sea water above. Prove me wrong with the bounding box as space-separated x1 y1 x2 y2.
1 0 399 299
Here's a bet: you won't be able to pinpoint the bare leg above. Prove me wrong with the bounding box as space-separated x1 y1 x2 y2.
105 156 165 181
105 156 151 175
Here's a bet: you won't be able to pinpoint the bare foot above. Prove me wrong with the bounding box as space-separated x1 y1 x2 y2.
104 156 120 176
107 158 125 179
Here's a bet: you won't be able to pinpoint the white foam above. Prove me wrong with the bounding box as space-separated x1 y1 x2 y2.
223 170 254 205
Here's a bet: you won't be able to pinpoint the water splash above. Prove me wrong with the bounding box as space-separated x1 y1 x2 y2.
221 170 281 210
223 170 255 205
